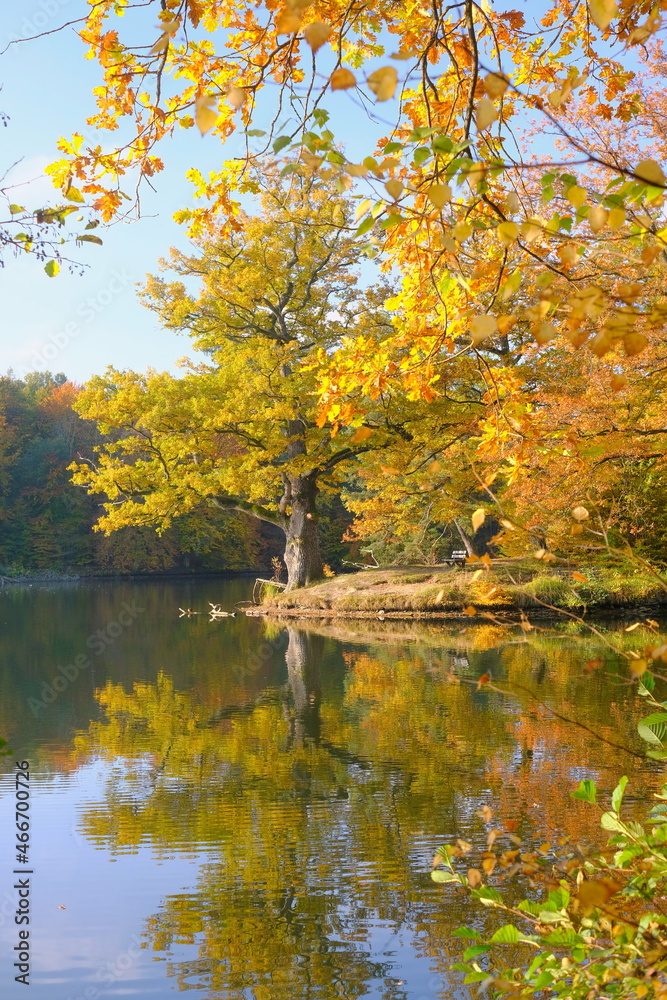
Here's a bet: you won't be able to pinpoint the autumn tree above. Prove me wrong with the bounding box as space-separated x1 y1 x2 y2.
71 174 464 588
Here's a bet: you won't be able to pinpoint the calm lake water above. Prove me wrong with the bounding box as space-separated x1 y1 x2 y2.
0 578 663 1000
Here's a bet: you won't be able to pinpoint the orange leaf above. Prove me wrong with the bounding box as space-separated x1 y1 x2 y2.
477 672 490 688
367 66 398 101
572 571 588 582
304 21 331 51
330 67 356 90
350 426 372 444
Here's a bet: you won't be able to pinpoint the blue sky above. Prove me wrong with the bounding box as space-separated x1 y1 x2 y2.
0 5 395 385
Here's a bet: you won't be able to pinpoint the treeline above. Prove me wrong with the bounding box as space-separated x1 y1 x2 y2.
0 372 364 576
0 372 272 575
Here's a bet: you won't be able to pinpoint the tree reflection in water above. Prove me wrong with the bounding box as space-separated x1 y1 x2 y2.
71 618 658 999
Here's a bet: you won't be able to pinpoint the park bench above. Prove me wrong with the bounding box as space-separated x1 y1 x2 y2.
446 549 468 566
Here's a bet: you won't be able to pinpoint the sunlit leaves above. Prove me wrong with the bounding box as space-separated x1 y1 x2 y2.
470 315 497 345
471 508 486 532
330 68 356 90
634 159 666 187
483 73 509 99
304 21 331 52
195 96 217 135
588 0 618 31
366 66 398 102
476 98 498 131
275 9 301 33
426 183 451 208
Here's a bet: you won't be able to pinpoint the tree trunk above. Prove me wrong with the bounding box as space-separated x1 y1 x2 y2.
283 473 323 591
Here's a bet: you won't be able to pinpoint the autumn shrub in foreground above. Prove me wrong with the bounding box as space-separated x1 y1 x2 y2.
435 776 667 1000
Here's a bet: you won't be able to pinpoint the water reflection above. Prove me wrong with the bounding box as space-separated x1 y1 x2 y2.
0 581 663 999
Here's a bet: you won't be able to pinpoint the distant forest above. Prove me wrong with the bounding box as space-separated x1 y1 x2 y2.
0 372 350 577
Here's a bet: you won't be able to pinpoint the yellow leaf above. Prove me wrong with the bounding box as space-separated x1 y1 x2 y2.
470 315 497 344
428 460 441 473
275 9 301 33
483 73 509 98
354 198 372 222
590 331 613 357
472 508 486 532
497 315 516 335
630 659 648 677
344 162 368 177
384 178 403 201
608 207 626 230
588 0 618 31
610 373 628 392
64 186 85 204
624 332 647 356
150 32 170 55
572 506 589 521
635 159 666 187
534 322 557 345
476 98 498 131
557 243 579 268
304 21 331 51
426 183 452 209
464 605 478 617
471 569 483 581
380 465 400 475
195 96 217 136
625 622 641 632
350 426 372 444
497 221 519 245
330 67 356 90
520 218 543 244
641 245 661 265
566 185 587 209
588 205 608 232
467 868 482 888
453 221 472 242
227 87 246 110
367 66 398 102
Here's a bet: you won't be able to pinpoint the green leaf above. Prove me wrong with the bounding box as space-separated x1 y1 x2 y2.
408 126 437 141
454 927 483 940
77 234 103 245
383 141 403 154
355 216 375 236
463 944 491 959
490 924 520 944
412 147 431 166
600 811 625 832
638 712 667 746
432 135 453 153
44 260 60 277
246 129 266 137
272 135 292 153
380 213 404 229
65 186 85 204
611 775 628 814
571 779 597 804
474 886 503 905
431 870 459 883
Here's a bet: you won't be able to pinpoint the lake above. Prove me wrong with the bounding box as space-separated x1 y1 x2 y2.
0 578 662 1000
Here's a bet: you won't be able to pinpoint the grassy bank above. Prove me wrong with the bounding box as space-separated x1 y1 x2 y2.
256 561 667 617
